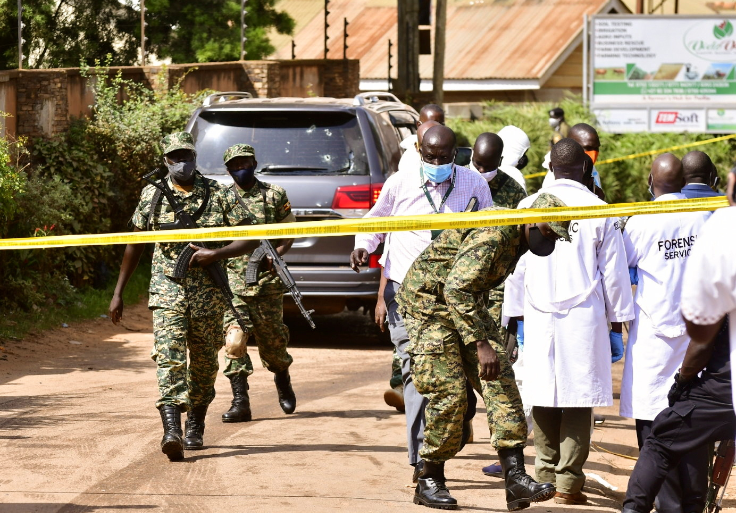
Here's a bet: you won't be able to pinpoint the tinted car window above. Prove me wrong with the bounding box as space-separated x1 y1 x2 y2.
191 110 369 176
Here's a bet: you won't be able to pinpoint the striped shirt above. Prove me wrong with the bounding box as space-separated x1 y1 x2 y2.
355 165 493 284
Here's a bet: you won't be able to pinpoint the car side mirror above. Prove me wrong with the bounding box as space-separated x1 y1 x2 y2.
455 147 472 167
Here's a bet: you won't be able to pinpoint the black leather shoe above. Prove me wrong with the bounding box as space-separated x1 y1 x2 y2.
183 405 207 449
274 370 296 414
499 448 556 511
412 460 424 483
413 461 458 510
159 405 184 461
222 374 252 423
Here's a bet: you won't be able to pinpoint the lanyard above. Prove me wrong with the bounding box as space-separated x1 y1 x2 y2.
420 166 456 214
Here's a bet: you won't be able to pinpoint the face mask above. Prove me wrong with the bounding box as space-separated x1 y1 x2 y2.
585 150 599 164
549 118 561 129
517 154 529 170
230 166 256 186
527 225 556 257
166 159 196 182
647 175 655 200
422 162 454 183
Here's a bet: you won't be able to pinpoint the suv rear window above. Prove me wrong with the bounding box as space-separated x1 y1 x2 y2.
191 110 369 176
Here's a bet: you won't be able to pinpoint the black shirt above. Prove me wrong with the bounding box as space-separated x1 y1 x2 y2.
701 316 732 404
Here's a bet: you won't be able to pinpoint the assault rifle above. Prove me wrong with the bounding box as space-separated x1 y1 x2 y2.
246 239 315 329
705 439 735 512
142 168 249 333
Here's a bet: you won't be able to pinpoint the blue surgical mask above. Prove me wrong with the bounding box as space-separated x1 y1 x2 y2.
230 166 256 186
422 162 454 183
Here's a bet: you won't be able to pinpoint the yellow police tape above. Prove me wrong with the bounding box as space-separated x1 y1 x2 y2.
0 196 727 251
524 133 736 180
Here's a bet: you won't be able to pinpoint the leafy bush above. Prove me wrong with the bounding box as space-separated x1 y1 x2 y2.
448 96 736 203
0 62 206 313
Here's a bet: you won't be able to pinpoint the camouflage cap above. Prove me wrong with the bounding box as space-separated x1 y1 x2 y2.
529 193 571 241
224 144 256 163
161 132 195 154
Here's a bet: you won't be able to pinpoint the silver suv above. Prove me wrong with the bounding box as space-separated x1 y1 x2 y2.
186 92 419 315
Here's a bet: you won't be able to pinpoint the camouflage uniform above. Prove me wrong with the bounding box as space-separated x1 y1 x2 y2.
390 348 403 389
130 133 252 411
222 144 295 379
396 196 570 464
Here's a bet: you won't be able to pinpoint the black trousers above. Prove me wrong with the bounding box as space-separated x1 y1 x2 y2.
624 377 735 512
635 419 709 512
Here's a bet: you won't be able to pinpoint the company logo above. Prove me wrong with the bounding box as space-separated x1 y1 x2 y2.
655 111 699 124
656 112 678 124
714 20 734 40
684 19 736 61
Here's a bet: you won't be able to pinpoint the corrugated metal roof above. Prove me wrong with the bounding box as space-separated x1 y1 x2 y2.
269 0 626 81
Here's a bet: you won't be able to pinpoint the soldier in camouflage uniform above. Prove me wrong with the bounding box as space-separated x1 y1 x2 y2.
471 133 528 477
109 132 255 461
218 144 298 422
396 194 570 511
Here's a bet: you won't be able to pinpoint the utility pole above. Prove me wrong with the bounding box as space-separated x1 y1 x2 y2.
240 0 248 60
324 0 330 59
388 39 393 92
291 39 296 59
17 0 23 69
140 0 146 65
432 0 447 105
343 18 349 60
396 0 419 99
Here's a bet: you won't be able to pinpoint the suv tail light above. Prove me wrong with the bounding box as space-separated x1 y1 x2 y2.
331 183 384 217
369 254 382 268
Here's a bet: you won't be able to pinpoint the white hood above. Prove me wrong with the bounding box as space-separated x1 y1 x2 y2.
498 125 530 168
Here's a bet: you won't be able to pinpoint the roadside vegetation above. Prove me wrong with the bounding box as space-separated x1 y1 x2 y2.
449 96 736 203
0 63 206 340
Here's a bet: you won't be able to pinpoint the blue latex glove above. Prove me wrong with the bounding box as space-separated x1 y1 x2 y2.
610 330 624 363
516 320 524 348
629 267 638 285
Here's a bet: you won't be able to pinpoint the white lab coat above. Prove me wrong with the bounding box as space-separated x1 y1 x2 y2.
619 196 712 420
398 135 420 174
513 179 634 408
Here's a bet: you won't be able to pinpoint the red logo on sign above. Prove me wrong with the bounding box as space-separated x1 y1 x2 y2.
656 112 678 124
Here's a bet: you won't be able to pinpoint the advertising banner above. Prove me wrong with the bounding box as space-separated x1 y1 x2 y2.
707 109 736 131
593 109 649 133
592 16 736 105
590 15 736 132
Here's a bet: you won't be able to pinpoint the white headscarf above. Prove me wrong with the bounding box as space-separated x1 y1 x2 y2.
498 125 531 168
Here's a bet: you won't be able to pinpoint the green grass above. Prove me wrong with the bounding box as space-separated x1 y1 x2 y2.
0 263 151 341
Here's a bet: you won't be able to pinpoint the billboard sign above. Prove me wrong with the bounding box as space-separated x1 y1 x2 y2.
589 15 736 133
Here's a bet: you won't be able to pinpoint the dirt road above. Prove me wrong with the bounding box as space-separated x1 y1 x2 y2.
1 302 734 512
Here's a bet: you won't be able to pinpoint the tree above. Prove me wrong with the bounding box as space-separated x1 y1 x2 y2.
145 0 295 63
0 0 139 70
0 0 293 70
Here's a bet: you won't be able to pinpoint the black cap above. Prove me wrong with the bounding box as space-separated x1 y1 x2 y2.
549 107 564 118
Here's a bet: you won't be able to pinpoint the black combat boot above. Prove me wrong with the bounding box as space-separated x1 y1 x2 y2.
183 405 207 450
498 447 556 511
413 461 458 510
274 370 296 414
222 374 252 423
158 405 184 461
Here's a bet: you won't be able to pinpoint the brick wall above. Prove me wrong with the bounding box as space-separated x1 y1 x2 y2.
0 60 360 139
